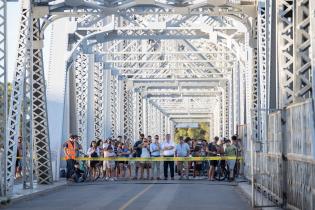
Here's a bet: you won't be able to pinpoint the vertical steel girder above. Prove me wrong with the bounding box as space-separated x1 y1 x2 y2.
122 80 128 140
224 81 230 137
0 0 6 197
75 53 88 148
147 101 153 136
294 0 313 101
5 1 31 193
133 91 143 139
250 17 261 144
137 93 148 133
277 0 314 118
277 0 294 107
258 1 268 144
127 90 134 142
161 115 166 139
219 92 224 137
311 0 315 105
122 80 133 143
110 73 118 138
21 38 33 189
116 77 124 136
6 1 53 194
93 61 104 140
31 18 53 185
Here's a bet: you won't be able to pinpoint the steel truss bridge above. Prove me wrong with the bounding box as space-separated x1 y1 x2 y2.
0 0 314 209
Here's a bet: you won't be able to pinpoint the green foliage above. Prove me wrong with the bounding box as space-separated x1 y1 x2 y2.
175 122 210 142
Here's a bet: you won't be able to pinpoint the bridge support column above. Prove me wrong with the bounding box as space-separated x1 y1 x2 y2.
110 71 118 138
74 53 88 149
5 0 53 194
0 0 7 197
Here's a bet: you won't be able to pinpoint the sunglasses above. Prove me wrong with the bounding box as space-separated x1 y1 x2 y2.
143 141 148 143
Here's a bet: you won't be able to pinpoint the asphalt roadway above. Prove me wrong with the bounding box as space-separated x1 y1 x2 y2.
4 180 252 210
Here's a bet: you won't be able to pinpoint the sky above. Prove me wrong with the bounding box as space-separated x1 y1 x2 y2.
7 2 51 82
7 2 21 82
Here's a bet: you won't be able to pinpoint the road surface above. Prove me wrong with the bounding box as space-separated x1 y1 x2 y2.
5 180 252 210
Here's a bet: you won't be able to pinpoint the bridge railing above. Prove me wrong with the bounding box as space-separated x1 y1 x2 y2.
241 100 315 209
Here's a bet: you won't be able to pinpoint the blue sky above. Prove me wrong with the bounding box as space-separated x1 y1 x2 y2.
7 2 51 82
7 2 21 82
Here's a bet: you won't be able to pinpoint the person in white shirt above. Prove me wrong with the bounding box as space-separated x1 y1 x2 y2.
161 134 175 180
104 146 116 181
150 135 161 180
87 140 100 180
175 136 190 180
140 138 151 179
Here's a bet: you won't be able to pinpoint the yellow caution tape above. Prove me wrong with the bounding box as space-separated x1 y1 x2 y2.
62 156 243 161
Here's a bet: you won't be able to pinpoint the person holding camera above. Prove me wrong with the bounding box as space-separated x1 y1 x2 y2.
132 133 144 180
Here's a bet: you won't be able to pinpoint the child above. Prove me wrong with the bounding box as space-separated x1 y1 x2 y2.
104 145 116 181
72 162 85 183
140 138 151 180
121 144 131 178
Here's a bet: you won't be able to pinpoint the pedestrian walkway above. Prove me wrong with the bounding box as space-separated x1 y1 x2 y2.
0 179 67 206
4 180 251 210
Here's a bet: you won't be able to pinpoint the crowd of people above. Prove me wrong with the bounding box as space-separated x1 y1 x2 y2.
63 133 243 182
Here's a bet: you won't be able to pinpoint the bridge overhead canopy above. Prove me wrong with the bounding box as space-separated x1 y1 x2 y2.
1 0 256 194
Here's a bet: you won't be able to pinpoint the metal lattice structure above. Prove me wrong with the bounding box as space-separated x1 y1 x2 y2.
0 1 314 209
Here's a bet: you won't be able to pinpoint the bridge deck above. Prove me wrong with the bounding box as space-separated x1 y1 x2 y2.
5 180 251 210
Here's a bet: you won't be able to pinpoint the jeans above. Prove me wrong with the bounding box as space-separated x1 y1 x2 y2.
163 161 174 178
151 160 160 178
66 159 75 179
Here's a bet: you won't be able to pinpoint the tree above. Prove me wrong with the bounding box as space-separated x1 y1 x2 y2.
174 122 210 142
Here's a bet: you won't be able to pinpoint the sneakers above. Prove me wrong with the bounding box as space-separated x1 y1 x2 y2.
179 176 183 180
171 177 174 180
157 177 161 180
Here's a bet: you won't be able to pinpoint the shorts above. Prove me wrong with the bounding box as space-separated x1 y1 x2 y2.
104 161 115 169
16 159 22 168
140 161 151 168
209 160 218 167
90 161 99 168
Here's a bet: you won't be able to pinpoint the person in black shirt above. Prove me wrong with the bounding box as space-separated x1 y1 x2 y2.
71 162 85 182
207 136 219 181
132 133 144 180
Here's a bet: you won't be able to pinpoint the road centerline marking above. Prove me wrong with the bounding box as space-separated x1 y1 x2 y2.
118 183 155 210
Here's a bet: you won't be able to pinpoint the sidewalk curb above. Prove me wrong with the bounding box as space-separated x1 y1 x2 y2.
236 181 283 210
1 182 67 207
